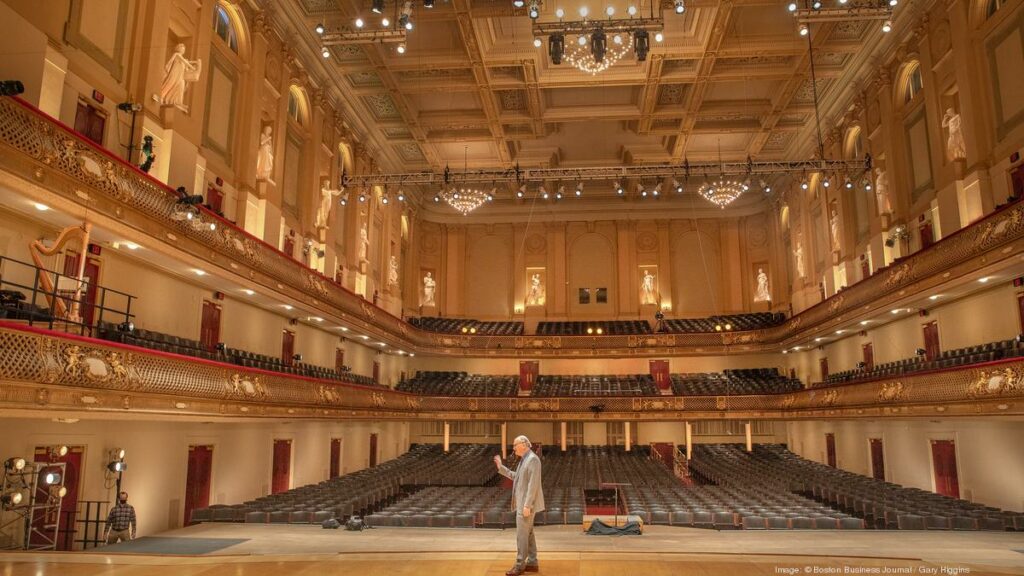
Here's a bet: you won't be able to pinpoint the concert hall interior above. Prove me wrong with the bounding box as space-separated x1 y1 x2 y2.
0 0 1023 574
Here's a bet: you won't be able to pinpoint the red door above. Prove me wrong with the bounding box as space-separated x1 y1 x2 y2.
283 234 296 260
335 348 345 373
32 445 83 550
330 438 342 479
63 253 101 327
651 442 675 468
649 360 670 391
282 330 295 366
862 342 874 372
825 433 837 468
271 439 291 494
819 357 829 382
931 440 960 498
184 445 213 525
73 101 105 145
368 433 378 468
206 185 224 213
922 321 940 361
373 360 380 384
200 301 221 352
1018 293 1024 333
919 218 935 249
869 438 885 481
1011 162 1024 198
519 361 539 392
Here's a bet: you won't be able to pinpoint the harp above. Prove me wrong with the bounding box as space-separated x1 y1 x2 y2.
28 222 92 323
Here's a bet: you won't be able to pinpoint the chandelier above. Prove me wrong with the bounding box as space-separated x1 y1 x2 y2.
565 33 634 75
698 177 748 209
435 187 494 215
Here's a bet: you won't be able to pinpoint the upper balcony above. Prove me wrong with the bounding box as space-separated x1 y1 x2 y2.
3 95 1024 357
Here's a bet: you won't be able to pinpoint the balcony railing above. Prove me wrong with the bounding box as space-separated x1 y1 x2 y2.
2 96 1024 355
1 322 1021 420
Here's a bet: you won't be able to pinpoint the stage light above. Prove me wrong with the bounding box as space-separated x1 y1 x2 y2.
591 28 607 62
340 195 348 206
405 21 413 30
822 176 830 188
881 20 892 33
371 0 384 13
517 185 526 198
549 33 565 64
322 47 330 58
358 193 367 202
44 471 62 485
533 37 542 48
528 0 539 18
539 185 549 199
470 327 477 334
579 5 589 17
614 181 624 195
0 80 25 96
57 486 68 498
605 5 615 16
355 17 364 28
397 43 406 54
798 23 809 36
4 457 26 472
315 23 325 34
844 177 853 189
653 183 662 196
787 2 797 11
864 179 872 191
811 0 822 9
424 0 433 7
54 445 68 457
638 183 647 197
634 30 649 61
725 323 732 331
627 5 637 15
838 0 848 4
575 182 584 196
654 32 664 42
513 0 524 7
556 7 565 18
613 34 622 45
595 327 603 335
673 179 683 193
674 0 685 13
382 195 389 204
461 326 468 333
578 35 587 46
1 491 23 507
587 327 594 334
397 192 405 202
382 16 390 26
889 0 898 5
107 460 127 473
800 177 809 190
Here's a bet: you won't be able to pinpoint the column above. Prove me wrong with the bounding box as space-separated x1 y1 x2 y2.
745 421 753 452
443 421 450 453
501 422 508 459
624 421 632 452
560 422 567 452
685 421 692 459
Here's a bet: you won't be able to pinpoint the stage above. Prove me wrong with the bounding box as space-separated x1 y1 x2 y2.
0 523 1022 575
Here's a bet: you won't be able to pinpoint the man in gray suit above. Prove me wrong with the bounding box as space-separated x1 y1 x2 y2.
494 435 545 575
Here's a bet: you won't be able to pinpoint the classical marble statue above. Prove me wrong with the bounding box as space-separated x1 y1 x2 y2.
358 223 369 261
388 255 399 287
640 270 657 305
830 208 840 249
754 268 771 302
158 44 201 110
422 272 436 306
316 181 343 230
526 273 545 306
794 241 805 278
942 108 966 161
874 168 892 215
256 126 274 181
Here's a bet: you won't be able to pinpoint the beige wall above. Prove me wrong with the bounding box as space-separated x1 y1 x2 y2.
408 354 787 377
786 419 1024 512
0 416 410 538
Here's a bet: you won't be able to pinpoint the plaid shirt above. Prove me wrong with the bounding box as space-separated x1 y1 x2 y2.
106 502 136 534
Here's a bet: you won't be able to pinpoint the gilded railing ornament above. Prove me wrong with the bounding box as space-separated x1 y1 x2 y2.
878 381 906 402
828 294 845 314
360 301 376 320
406 396 423 410
967 367 1021 398
883 263 911 289
317 384 343 405
516 399 558 412
781 394 796 409
228 373 267 399
371 392 387 408
820 389 839 407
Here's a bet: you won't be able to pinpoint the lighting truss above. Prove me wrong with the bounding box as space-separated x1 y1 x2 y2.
320 27 407 45
793 1 893 24
1 461 66 551
342 158 871 188
531 16 664 38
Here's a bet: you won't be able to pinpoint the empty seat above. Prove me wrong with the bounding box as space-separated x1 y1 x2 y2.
741 516 766 530
244 511 269 523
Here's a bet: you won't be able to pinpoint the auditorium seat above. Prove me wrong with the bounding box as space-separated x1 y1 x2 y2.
190 508 212 523
245 511 269 523
741 515 766 529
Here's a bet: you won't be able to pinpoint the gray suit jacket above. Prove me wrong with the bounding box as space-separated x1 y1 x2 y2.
498 449 545 514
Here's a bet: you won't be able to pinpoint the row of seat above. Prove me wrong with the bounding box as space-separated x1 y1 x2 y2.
670 368 802 396
396 371 519 396
532 374 659 397
661 313 785 334
537 320 652 336
409 316 524 335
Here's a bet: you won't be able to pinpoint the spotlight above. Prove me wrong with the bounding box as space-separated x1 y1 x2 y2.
881 20 892 33
587 327 594 334
340 196 348 206
539 185 549 199
0 80 25 97
399 1 413 26
674 0 685 14
517 184 526 198
528 0 539 18
575 182 584 196
461 326 468 333
638 183 647 197
533 37 542 48
382 16 390 26
798 23 809 36
315 23 325 34
57 486 67 498
614 181 624 195
613 34 622 45
595 327 603 335
44 471 62 485
470 327 477 334
654 32 664 43
293 353 303 362
889 0 898 5
371 0 384 13
322 47 330 59
513 0 524 7
424 0 433 7
355 17 364 28
634 30 649 61
578 35 587 46
433 195 440 202
839 0 848 3
1 492 23 507
382 195 390 204
787 2 797 11
627 5 637 15
4 457 26 472
844 177 853 189
397 192 405 202
397 43 407 54
864 179 872 191
556 7 565 18
549 33 565 64
811 0 822 9
822 176 830 188
54 445 68 457
724 323 732 330
800 177 809 190
579 6 588 17
107 461 127 473
118 321 134 333
673 179 683 193
591 28 607 62
358 193 367 202
653 183 662 196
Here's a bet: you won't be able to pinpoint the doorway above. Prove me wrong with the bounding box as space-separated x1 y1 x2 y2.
184 445 213 525
869 438 885 480
931 439 960 498
825 433 837 468
368 433 378 468
272 439 291 494
200 301 221 352
330 438 343 479
62 252 101 327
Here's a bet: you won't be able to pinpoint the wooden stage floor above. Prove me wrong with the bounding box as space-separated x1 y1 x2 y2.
1 523 1022 576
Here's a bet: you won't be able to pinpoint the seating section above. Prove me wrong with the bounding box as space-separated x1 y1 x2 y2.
661 313 785 333
0 290 52 323
532 374 659 396
409 316 524 336
691 444 1022 531
670 368 802 396
194 444 499 525
820 338 1024 387
95 321 377 387
396 371 518 396
536 320 651 336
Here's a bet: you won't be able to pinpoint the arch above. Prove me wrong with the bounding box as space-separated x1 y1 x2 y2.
894 60 924 106
287 85 310 127
780 204 791 231
568 232 616 315
672 230 722 316
338 141 355 174
212 1 250 59
843 125 864 160
465 235 511 317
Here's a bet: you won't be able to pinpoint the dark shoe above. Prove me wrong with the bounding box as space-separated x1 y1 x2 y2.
524 565 539 573
506 568 524 576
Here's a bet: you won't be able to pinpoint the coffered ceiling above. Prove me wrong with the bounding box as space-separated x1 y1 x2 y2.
276 0 890 199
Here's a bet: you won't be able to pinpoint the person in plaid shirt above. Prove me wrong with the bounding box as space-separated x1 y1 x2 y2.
105 491 136 544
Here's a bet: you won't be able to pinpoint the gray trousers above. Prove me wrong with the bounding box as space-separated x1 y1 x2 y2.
515 512 538 567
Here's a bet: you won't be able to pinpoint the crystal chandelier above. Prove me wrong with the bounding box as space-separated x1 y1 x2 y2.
698 177 748 209
565 34 634 75
436 187 493 215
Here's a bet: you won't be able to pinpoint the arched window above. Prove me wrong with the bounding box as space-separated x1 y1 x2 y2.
287 86 308 126
213 5 238 53
904 64 923 103
844 126 864 160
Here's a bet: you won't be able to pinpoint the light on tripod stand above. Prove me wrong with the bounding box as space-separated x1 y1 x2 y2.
43 471 62 485
107 461 127 473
